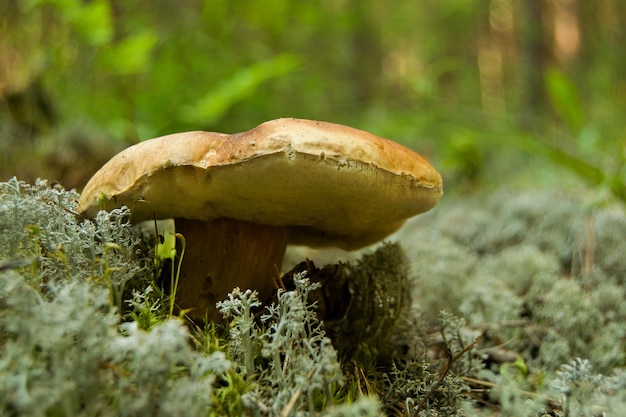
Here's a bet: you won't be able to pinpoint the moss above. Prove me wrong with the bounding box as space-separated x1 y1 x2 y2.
3 179 626 416
326 242 412 359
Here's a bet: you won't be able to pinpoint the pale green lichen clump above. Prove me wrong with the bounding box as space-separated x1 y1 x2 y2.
0 178 379 416
2 178 626 416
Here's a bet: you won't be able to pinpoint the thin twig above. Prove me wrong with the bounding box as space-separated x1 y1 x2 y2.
416 333 484 414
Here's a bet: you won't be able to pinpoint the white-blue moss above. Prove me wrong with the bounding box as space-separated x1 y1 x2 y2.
3 178 626 416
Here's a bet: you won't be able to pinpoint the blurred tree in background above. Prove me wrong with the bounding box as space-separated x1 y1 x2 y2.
1 0 624 198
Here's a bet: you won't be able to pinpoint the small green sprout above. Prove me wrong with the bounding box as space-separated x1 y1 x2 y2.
169 232 185 318
96 191 109 209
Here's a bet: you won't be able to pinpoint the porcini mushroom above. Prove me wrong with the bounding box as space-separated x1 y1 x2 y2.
78 118 442 321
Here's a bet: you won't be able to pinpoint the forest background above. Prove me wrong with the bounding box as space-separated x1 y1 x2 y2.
1 0 625 200
2 1 626 415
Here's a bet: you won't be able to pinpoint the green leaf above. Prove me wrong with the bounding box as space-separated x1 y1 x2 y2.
70 0 113 46
180 54 300 125
27 0 113 45
99 31 159 75
544 68 584 133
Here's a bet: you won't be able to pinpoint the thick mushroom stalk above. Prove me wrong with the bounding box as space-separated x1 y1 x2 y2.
176 218 289 321
78 118 443 322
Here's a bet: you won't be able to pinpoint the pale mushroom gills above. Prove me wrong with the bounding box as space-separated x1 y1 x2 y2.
78 118 443 321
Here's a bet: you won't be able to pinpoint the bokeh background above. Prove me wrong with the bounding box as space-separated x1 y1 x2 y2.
1 0 625 200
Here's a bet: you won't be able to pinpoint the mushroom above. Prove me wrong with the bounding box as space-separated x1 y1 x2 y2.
78 118 443 321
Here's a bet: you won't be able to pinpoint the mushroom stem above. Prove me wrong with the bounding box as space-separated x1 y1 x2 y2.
174 217 289 322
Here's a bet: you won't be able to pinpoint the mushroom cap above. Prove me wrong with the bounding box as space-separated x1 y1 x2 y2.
78 118 443 249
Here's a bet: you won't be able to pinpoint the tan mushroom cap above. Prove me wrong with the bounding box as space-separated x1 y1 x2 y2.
79 118 443 249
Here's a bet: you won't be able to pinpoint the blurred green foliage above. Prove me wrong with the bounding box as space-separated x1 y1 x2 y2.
0 0 625 198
